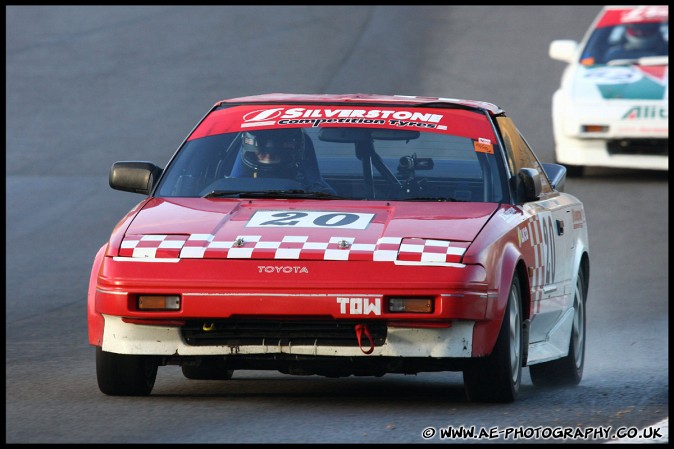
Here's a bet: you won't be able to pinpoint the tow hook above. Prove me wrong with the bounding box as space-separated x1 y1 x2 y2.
355 323 374 354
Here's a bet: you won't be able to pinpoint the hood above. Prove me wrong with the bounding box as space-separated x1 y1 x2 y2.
116 198 498 263
567 64 668 101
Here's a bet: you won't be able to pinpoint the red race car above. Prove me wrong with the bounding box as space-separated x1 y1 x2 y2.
88 93 590 402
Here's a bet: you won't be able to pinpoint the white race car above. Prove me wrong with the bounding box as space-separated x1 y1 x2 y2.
549 5 668 176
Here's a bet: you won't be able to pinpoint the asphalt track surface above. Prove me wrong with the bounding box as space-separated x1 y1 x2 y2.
6 6 668 444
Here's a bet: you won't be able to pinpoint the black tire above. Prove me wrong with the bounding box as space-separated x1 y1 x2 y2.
463 276 523 403
530 268 586 387
96 347 158 396
182 358 233 380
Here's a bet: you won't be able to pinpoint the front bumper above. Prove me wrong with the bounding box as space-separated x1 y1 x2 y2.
91 258 493 359
101 314 475 358
553 135 668 170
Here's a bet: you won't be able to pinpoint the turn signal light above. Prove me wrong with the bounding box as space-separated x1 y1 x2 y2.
581 125 609 133
388 297 433 313
138 295 181 310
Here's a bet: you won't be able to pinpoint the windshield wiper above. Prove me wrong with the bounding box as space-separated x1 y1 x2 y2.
203 190 249 198
204 189 346 199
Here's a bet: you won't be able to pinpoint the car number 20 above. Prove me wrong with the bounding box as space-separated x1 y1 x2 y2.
246 211 375 229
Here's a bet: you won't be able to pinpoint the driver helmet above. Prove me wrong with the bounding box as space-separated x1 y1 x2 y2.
624 22 662 50
240 128 305 176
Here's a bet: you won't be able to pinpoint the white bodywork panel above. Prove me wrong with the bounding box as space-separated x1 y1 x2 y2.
101 315 475 358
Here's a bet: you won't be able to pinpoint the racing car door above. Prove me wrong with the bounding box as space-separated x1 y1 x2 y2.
497 117 576 350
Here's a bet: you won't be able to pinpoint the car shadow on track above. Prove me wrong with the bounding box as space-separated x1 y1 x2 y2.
149 369 545 406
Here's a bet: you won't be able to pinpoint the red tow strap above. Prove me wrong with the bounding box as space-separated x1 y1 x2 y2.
355 323 374 354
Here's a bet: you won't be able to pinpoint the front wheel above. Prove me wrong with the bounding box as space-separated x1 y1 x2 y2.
96 347 158 396
463 276 523 403
530 268 586 386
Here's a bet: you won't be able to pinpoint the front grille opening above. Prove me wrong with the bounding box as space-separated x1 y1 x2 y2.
607 139 668 156
181 319 387 347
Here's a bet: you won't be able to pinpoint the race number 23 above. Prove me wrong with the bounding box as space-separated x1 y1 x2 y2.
247 211 375 229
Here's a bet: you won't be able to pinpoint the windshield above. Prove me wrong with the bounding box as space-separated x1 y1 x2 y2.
580 14 668 65
155 105 507 203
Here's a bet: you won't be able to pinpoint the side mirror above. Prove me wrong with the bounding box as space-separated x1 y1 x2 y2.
542 163 567 192
109 161 163 195
549 39 578 63
518 168 542 202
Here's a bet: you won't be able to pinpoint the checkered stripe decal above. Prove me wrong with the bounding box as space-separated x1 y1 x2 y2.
527 215 546 302
397 238 469 264
119 234 468 264
119 235 189 258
